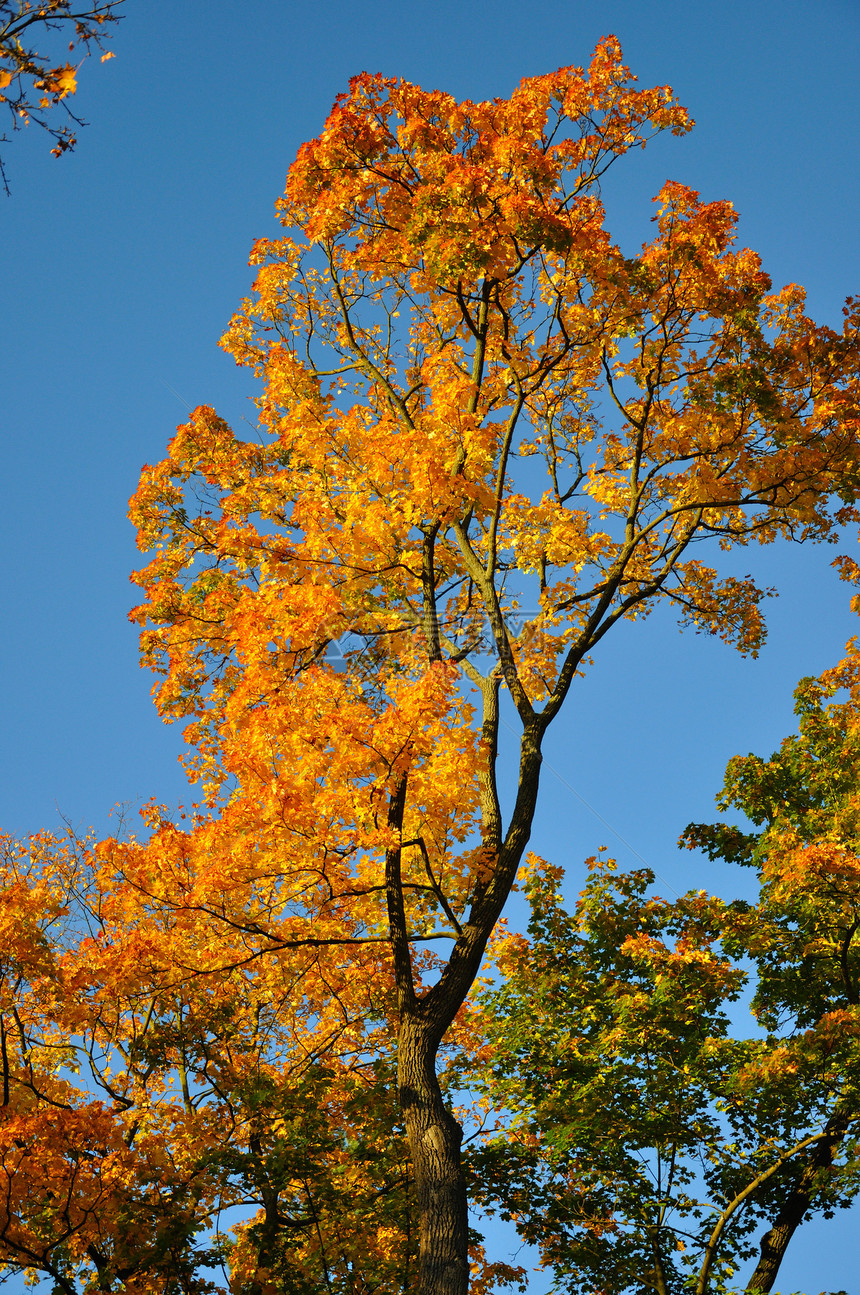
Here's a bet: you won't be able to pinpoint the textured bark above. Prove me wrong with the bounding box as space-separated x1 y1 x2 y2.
399 1015 468 1295
745 1113 850 1294
385 771 469 1295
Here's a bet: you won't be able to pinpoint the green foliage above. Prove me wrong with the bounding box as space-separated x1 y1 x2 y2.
463 719 860 1295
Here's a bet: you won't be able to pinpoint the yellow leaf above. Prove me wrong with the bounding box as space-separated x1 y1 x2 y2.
53 64 77 96
100 51 115 63
37 64 77 98
0 69 13 90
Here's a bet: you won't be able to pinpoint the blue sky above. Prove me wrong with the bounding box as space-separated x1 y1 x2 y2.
3 1 860 1288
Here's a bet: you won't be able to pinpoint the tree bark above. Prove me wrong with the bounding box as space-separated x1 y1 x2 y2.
745 1112 850 1294
399 1013 468 1295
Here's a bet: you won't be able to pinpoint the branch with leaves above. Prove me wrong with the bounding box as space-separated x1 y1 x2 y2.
0 0 122 191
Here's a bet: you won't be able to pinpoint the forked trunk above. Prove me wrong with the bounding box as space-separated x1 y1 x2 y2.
385 722 545 1295
398 1013 469 1295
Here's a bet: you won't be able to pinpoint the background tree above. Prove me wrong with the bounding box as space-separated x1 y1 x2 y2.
120 41 860 1295
0 0 122 192
0 826 446 1295
463 643 860 1295
463 844 860 1295
683 638 860 1292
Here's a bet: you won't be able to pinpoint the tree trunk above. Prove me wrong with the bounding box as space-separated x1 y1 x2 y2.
746 1182 817 1295
745 1113 849 1294
398 1013 468 1295
384 722 546 1295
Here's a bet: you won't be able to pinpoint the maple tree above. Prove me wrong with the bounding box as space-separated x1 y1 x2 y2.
116 39 860 1295
8 653 860 1295
0 0 122 192
465 842 860 1295
0 828 426 1294
5 38 860 1295
683 641 860 1292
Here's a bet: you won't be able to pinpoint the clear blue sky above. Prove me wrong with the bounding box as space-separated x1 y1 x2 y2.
3 1 860 1288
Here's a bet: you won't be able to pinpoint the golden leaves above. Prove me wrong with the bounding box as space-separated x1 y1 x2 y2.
0 3 121 186
280 45 689 289
34 62 77 98
101 55 860 1291
124 47 860 972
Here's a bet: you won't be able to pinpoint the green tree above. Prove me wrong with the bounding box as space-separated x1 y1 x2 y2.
685 642 860 1292
465 647 860 1294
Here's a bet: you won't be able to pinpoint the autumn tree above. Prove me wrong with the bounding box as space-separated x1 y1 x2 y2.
105 40 860 1295
0 831 214 1295
0 0 122 192
0 827 429 1295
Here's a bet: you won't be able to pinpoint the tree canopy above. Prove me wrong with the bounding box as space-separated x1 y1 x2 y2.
462 643 860 1295
3 40 860 1295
